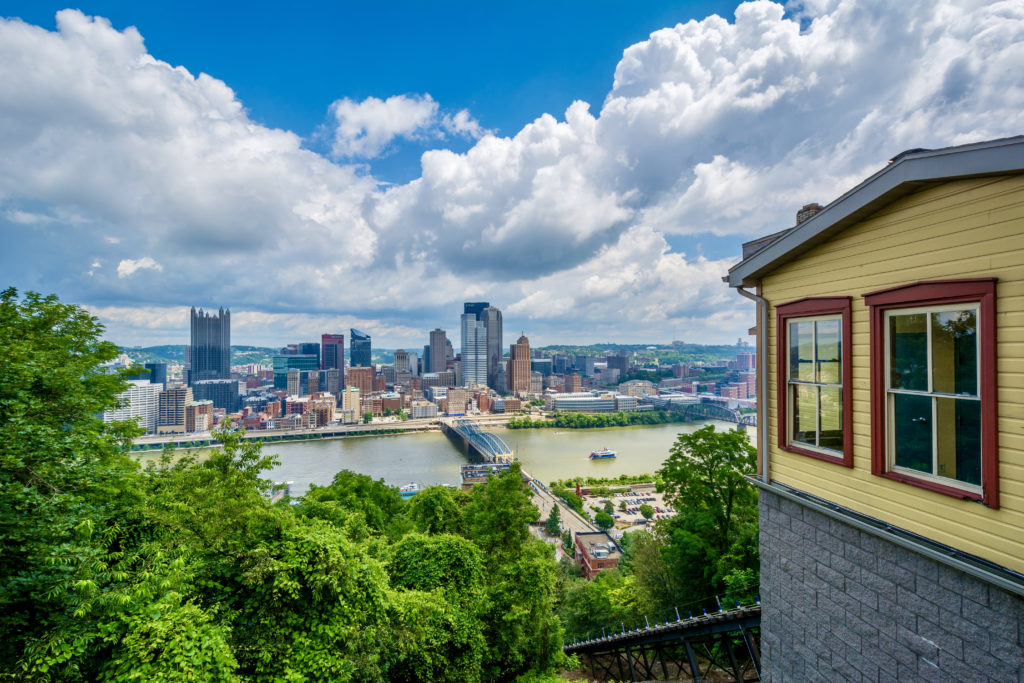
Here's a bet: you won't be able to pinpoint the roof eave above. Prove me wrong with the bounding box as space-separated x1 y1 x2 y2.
727 135 1024 289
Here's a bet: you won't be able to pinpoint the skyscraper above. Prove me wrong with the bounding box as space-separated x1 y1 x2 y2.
393 349 409 374
429 328 447 375
321 333 346 389
189 307 230 385
460 313 487 387
350 328 371 368
508 335 531 394
482 306 503 391
463 301 489 319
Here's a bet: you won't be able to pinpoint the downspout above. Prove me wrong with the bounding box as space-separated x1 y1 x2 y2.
736 286 769 484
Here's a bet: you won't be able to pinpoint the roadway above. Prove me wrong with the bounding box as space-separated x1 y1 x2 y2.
523 468 599 537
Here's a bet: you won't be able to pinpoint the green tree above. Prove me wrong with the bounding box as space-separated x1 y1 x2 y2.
463 462 538 555
407 485 467 536
639 504 655 520
603 500 614 514
658 425 759 604
544 505 561 536
594 511 614 530
618 500 627 511
363 412 373 423
561 530 575 558
0 289 145 676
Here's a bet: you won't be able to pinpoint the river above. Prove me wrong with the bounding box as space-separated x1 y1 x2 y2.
264 421 754 497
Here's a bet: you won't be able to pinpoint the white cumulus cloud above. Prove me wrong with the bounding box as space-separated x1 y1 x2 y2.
328 93 486 158
116 256 162 278
2 1 1024 347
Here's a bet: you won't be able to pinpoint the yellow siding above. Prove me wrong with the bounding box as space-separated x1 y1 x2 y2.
762 174 1024 573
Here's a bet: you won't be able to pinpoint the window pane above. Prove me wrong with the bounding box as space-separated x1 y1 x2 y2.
818 384 843 452
792 384 818 447
931 310 977 396
816 319 841 384
889 313 928 391
892 393 932 473
935 397 981 486
789 321 815 382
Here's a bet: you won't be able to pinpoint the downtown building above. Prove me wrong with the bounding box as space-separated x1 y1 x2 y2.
428 328 447 374
460 310 487 387
321 333 345 391
350 328 371 368
508 335 531 395
189 307 230 385
102 380 163 434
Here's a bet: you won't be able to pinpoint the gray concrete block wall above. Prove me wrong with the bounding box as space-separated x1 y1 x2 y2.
760 489 1024 682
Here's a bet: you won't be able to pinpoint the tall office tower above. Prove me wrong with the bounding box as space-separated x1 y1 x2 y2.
321 334 346 388
348 366 375 396
445 339 454 362
394 349 409 374
157 385 193 433
460 313 487 387
408 351 418 378
430 329 450 376
298 342 321 367
482 306 503 391
463 301 489 320
428 328 447 375
350 328 371 367
508 335 531 394
189 307 230 385
145 363 168 385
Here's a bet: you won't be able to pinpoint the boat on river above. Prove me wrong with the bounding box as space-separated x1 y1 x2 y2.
399 482 421 499
589 448 616 460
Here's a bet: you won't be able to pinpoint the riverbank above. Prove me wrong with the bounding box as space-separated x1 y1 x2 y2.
507 410 695 430
129 420 442 452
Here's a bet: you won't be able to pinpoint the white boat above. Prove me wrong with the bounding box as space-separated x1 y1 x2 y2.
589 448 617 460
399 482 421 498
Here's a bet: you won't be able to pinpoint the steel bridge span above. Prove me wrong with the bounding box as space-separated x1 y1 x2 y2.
564 604 761 682
441 418 514 463
672 401 758 427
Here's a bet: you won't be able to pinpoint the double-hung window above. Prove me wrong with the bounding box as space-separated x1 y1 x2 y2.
776 297 853 466
865 279 998 507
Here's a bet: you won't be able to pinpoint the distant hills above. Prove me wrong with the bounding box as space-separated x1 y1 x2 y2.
118 341 749 368
118 345 279 366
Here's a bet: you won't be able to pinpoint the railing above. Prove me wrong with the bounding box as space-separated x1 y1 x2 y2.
564 593 761 682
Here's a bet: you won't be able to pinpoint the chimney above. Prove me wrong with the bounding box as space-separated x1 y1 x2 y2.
796 203 823 224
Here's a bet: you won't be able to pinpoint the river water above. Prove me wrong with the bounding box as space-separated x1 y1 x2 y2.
264 421 753 497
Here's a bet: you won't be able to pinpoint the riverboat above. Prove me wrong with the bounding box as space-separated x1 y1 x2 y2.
589 448 616 460
399 482 421 499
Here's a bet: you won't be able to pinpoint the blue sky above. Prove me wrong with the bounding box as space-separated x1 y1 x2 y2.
1 1 1022 349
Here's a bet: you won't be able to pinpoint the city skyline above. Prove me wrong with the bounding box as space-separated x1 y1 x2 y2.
2 3 1023 348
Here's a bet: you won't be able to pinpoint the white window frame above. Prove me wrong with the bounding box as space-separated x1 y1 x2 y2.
883 302 982 494
786 314 844 457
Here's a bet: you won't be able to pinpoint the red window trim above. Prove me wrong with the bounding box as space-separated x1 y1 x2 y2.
863 278 998 508
775 297 854 467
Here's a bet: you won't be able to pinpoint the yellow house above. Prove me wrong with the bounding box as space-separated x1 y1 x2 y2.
727 136 1024 681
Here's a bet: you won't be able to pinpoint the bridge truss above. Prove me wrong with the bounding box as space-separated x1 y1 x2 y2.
453 419 513 463
564 605 761 682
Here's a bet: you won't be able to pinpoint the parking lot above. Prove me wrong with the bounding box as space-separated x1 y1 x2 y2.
579 484 678 529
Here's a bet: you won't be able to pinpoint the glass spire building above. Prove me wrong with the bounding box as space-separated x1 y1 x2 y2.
350 328 372 368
